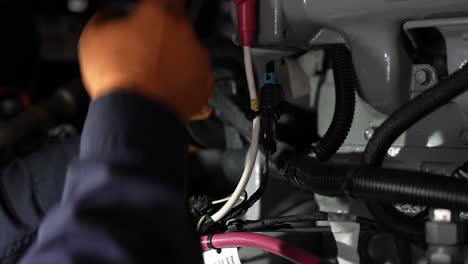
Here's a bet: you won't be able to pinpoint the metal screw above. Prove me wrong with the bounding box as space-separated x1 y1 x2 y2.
414 69 431 85
364 127 375 140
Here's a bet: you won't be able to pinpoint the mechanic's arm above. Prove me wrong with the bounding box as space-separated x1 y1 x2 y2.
20 0 214 263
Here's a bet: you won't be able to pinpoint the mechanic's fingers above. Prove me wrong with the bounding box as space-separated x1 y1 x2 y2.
79 9 129 45
189 105 213 122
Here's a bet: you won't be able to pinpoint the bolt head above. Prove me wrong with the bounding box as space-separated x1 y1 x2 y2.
365 127 375 140
414 69 431 85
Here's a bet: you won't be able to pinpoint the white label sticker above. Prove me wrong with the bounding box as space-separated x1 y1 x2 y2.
203 248 242 264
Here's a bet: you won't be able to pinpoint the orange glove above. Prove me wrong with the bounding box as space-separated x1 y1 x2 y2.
78 0 214 121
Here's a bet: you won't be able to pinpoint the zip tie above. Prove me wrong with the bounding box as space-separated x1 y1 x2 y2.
207 233 222 254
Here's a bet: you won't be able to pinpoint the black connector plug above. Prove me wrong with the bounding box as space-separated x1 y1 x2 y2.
259 62 284 154
191 196 215 217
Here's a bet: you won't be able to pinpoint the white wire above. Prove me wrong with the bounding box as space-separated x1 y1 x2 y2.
211 118 260 222
210 46 261 223
244 46 258 104
211 194 246 205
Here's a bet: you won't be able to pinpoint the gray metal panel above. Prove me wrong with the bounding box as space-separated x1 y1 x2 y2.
404 17 468 117
257 0 468 114
346 23 413 114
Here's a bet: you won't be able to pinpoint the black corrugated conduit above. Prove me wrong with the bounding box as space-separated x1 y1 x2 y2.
361 62 468 240
281 155 468 218
310 46 357 161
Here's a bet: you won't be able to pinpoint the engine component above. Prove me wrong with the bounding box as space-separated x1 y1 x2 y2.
255 0 468 114
426 209 464 264
363 63 468 166
362 62 468 240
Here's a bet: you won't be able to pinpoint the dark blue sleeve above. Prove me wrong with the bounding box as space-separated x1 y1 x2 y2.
19 92 203 264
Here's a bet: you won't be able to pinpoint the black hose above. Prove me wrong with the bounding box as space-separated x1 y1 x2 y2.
281 156 468 241
363 64 468 166
311 46 357 161
362 63 468 240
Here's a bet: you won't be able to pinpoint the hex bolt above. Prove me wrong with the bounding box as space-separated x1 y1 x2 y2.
414 69 431 86
364 127 375 140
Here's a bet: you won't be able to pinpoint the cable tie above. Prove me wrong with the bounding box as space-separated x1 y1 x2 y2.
207 233 222 254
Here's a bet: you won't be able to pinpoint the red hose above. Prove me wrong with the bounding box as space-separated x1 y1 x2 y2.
200 232 319 264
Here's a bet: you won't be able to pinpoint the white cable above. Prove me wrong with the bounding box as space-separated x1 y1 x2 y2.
211 194 246 205
211 117 260 222
210 46 261 223
244 46 258 105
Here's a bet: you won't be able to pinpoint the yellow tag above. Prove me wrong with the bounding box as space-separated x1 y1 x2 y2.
250 99 259 112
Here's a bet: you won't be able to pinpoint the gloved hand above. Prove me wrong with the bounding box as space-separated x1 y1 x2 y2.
78 0 214 121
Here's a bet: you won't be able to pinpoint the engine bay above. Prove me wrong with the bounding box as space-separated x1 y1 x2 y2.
0 0 468 263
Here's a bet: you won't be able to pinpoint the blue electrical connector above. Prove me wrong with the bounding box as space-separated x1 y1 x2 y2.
263 72 279 86
259 63 284 154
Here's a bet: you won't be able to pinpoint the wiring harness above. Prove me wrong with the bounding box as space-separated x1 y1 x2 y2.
197 59 284 232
